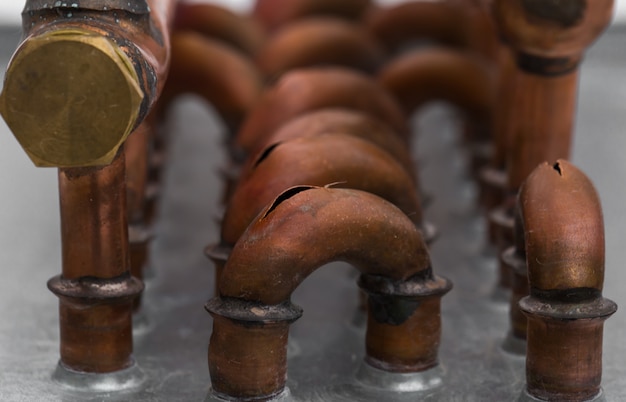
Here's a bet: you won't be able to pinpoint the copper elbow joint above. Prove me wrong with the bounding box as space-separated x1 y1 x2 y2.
234 67 409 159
365 0 470 53
0 0 175 167
159 32 264 132
252 0 372 32
519 160 616 401
256 17 385 78
207 186 451 399
378 48 496 134
173 2 266 57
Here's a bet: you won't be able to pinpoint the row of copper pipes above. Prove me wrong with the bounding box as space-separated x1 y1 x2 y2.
0 0 617 401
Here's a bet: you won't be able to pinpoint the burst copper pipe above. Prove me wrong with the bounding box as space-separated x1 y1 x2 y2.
256 17 385 78
0 0 177 374
246 108 414 180
234 67 409 160
173 2 266 57
518 160 616 401
48 149 144 373
158 31 264 134
489 0 614 290
210 134 428 287
252 0 372 33
206 186 451 399
220 107 416 211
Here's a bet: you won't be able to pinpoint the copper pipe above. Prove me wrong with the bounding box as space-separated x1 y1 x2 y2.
489 0 614 290
0 0 176 375
502 204 527 350
256 17 385 78
48 149 143 373
158 31 264 133
0 0 176 168
173 2 266 57
213 134 426 286
378 48 496 146
252 0 372 32
519 160 616 401
246 108 414 179
365 0 469 53
207 186 451 399
234 67 409 159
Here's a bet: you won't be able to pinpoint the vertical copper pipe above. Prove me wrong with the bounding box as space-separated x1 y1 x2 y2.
519 160 616 401
490 0 614 291
49 150 144 373
0 0 177 375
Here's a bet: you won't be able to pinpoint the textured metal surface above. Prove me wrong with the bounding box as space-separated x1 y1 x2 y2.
1 26 626 401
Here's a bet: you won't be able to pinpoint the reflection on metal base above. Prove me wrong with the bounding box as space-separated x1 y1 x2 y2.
355 361 444 393
517 388 606 402
51 360 146 393
501 331 527 356
205 387 293 402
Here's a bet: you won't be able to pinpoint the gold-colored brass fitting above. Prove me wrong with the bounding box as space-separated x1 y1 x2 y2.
0 29 143 167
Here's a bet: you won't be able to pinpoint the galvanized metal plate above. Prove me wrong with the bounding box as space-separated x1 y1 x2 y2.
1 26 626 402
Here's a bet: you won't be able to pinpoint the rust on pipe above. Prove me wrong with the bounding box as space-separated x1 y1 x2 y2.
158 32 264 133
0 0 177 168
256 17 385 78
48 149 144 373
234 67 409 159
519 160 616 401
207 186 451 399
173 2 266 57
252 0 372 32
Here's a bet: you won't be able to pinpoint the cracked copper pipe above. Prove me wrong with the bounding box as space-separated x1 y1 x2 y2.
210 134 429 288
0 0 177 374
489 0 614 291
219 106 416 212
173 2 266 57
252 0 372 32
206 186 451 400
378 47 496 168
234 67 409 161
519 160 616 401
255 17 385 78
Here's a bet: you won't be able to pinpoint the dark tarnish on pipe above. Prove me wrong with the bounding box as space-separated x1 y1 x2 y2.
206 187 451 400
519 160 616 401
255 17 385 78
234 67 410 160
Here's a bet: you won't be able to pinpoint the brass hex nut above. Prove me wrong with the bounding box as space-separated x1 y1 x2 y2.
0 30 143 167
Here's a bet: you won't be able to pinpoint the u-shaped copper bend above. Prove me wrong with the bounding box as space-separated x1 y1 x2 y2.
519 160 616 401
206 186 451 400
